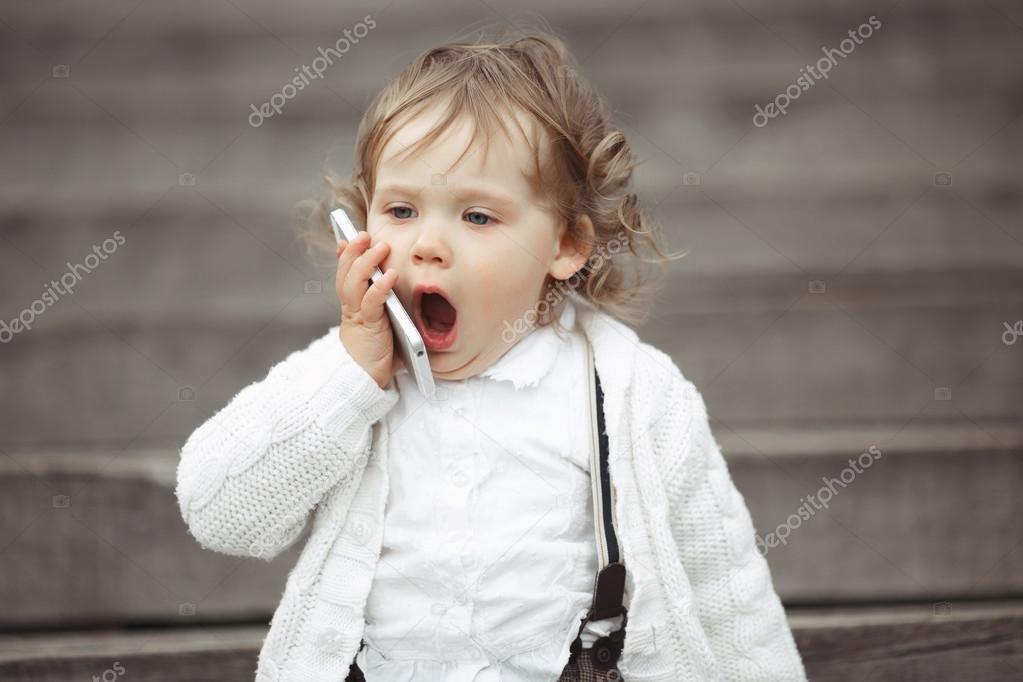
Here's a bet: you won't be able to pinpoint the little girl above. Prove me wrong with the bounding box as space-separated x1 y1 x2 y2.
176 32 806 682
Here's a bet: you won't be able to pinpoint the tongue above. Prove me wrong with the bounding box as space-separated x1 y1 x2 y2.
422 293 456 331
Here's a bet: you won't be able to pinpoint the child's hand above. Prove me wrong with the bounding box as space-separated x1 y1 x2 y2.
335 231 402 389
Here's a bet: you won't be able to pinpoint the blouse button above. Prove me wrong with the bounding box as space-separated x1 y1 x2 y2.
314 627 344 653
451 470 468 486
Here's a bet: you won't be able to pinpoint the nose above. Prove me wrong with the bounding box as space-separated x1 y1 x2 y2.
410 219 452 268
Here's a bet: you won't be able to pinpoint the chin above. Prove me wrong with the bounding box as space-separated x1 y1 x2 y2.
429 351 480 381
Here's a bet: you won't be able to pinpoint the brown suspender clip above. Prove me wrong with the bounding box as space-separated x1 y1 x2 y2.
591 562 627 621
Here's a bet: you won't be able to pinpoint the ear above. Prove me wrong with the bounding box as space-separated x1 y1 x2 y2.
549 214 595 280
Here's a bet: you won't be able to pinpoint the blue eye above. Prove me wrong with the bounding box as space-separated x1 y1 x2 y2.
389 206 416 220
465 211 492 226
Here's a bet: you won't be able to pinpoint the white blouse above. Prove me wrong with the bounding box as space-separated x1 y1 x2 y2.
356 299 626 681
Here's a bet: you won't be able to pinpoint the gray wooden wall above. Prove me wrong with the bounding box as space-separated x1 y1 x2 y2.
1 0 1021 679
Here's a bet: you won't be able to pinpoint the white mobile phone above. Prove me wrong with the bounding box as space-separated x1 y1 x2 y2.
330 208 436 399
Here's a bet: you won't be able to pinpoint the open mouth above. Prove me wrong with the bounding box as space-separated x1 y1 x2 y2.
414 286 458 351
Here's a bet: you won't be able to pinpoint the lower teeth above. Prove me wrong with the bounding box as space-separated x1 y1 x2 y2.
427 319 452 334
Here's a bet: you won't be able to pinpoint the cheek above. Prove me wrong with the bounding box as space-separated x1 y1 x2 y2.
366 216 383 238
470 259 496 280
369 229 409 269
469 257 545 304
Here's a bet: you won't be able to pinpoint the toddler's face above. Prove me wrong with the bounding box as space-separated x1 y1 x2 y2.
366 103 585 382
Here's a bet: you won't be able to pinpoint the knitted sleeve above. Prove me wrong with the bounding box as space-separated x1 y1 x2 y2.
658 369 807 681
175 326 399 561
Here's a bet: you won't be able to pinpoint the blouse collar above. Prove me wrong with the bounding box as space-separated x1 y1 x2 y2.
476 299 578 391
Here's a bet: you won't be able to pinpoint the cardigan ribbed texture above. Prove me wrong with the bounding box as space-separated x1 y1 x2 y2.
175 301 806 681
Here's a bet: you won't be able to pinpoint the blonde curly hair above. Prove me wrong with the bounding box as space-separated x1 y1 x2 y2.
295 27 687 331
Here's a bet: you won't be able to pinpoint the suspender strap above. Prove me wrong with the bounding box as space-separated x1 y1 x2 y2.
585 340 627 622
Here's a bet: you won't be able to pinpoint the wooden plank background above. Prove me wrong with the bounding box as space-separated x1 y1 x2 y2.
1 0 1021 678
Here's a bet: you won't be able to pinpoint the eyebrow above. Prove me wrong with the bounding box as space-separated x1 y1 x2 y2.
376 183 519 210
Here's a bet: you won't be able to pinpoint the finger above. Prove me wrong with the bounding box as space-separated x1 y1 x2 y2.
336 231 368 284
360 268 397 324
343 241 389 311
337 232 372 309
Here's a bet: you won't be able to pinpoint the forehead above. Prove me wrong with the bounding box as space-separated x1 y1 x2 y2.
376 100 546 200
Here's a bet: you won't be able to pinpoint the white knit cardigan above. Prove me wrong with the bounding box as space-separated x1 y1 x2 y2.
175 303 807 682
